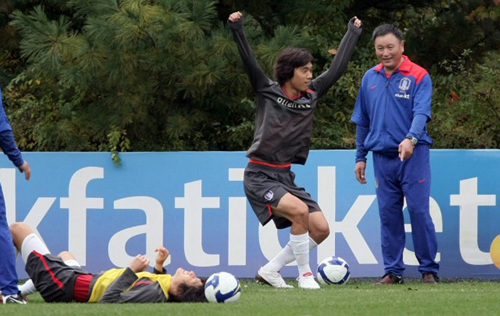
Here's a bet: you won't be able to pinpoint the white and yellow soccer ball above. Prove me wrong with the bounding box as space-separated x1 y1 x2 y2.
316 256 351 285
204 271 242 303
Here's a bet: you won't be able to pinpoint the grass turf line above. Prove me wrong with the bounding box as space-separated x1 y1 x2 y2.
2 278 500 315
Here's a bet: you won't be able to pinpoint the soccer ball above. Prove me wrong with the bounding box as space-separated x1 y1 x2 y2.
316 256 350 285
204 271 242 303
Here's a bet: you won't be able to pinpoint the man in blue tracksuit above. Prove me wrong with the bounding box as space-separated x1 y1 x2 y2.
351 24 439 284
0 87 31 303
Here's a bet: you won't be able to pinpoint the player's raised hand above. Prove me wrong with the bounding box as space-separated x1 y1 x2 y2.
155 246 170 266
228 11 243 23
130 254 150 273
353 16 362 28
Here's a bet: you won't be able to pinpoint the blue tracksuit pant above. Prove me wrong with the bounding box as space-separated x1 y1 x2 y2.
0 183 19 296
373 145 439 276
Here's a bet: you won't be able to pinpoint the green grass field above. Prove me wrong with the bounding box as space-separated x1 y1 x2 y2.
2 278 500 315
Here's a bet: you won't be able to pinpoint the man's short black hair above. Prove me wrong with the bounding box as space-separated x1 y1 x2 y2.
168 278 208 303
372 24 404 42
274 48 314 86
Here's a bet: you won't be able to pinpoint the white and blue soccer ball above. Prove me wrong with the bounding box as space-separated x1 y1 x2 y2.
204 271 242 303
316 256 350 285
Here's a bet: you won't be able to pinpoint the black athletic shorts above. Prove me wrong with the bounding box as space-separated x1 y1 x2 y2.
243 160 321 229
25 251 93 303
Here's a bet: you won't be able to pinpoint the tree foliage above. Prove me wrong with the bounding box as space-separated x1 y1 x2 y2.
0 0 498 164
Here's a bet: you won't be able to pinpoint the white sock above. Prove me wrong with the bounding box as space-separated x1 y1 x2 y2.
19 259 81 296
308 237 318 250
263 244 294 272
19 279 36 296
289 232 312 277
263 237 318 272
64 259 81 268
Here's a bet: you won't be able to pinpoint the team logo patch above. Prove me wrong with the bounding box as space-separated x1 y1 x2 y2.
398 78 411 91
396 77 412 99
264 190 274 201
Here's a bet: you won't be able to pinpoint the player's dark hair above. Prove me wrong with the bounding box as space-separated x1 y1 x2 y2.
371 24 404 42
274 48 314 86
168 278 208 303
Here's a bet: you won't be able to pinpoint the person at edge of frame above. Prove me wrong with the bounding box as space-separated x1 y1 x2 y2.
0 87 32 305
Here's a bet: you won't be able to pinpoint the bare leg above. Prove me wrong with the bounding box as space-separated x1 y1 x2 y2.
10 222 36 252
263 211 330 270
10 222 48 296
308 212 330 245
58 251 77 262
57 251 81 268
268 194 320 289
13 227 81 296
272 193 309 235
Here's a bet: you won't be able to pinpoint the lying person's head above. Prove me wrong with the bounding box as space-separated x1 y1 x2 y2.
168 268 207 303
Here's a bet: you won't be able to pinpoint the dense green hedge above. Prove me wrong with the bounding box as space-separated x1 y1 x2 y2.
0 1 498 164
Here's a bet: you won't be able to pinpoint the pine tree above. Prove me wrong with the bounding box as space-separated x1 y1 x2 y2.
2 0 499 156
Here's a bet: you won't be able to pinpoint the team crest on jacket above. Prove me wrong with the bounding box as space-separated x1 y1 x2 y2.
398 78 411 91
264 190 274 201
396 77 411 99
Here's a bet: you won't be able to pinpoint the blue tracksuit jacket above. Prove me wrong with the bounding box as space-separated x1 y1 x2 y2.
351 55 433 158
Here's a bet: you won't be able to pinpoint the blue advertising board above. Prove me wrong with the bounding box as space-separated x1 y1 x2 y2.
2 150 499 279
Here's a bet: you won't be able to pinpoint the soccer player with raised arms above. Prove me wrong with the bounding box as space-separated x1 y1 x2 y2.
228 11 362 289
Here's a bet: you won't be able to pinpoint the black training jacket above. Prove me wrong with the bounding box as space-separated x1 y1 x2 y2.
229 18 362 164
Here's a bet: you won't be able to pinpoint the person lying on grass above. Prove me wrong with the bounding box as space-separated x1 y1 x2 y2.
10 222 207 303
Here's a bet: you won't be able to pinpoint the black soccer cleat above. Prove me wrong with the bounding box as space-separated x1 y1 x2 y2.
2 293 27 304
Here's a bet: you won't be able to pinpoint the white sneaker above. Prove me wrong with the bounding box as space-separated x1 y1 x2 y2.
256 267 294 288
298 272 320 290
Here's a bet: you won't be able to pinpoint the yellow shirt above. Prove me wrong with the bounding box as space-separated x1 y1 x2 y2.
88 268 171 303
